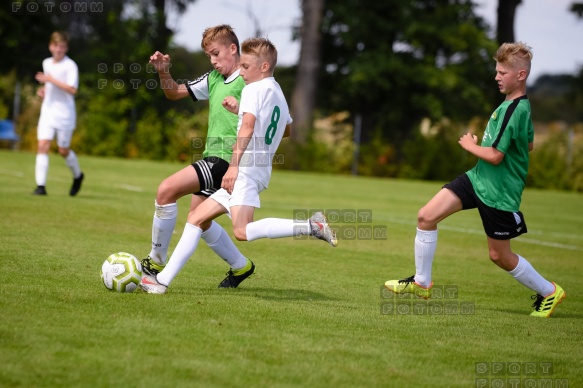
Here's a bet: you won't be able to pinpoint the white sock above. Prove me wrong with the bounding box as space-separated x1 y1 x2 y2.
149 201 177 265
507 255 555 296
157 223 202 286
414 228 437 287
35 153 49 186
65 150 81 178
202 221 247 270
245 218 310 241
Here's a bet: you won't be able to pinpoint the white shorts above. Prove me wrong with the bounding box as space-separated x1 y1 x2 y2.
210 172 266 210
37 124 75 148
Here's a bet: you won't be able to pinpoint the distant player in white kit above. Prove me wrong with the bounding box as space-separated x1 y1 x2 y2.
34 31 84 196
140 38 337 294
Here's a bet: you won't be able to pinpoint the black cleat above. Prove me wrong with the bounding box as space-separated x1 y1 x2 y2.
33 186 47 195
218 261 255 288
141 256 165 276
70 172 84 196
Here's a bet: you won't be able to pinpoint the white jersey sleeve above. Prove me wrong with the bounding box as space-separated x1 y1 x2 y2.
186 72 210 101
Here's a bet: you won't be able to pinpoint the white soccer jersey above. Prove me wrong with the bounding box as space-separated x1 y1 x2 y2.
237 77 292 188
38 56 78 130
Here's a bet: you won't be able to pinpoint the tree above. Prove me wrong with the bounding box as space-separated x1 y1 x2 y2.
496 0 522 44
290 0 325 144
317 0 497 150
571 2 583 18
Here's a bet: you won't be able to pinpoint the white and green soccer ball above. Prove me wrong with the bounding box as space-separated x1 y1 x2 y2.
101 252 142 293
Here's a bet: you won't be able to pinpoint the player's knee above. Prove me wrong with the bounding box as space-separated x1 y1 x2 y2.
417 207 436 229
57 147 69 157
156 179 175 204
37 142 50 153
233 227 248 241
488 248 503 263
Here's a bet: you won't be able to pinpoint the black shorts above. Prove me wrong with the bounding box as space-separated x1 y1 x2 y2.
191 156 230 197
443 174 527 240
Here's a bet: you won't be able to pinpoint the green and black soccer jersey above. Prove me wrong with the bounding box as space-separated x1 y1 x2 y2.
187 69 246 162
466 95 534 212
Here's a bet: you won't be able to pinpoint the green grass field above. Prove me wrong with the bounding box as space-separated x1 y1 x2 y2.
0 150 581 387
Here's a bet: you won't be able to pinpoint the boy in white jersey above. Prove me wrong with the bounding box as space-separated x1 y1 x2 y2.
33 32 84 196
141 25 250 286
384 42 565 318
140 38 337 294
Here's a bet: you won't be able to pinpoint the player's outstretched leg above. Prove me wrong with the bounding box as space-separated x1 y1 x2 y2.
384 275 433 299
530 282 566 318
309 212 338 247
218 259 255 288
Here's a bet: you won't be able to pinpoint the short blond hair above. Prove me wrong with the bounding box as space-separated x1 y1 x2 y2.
241 37 278 71
50 31 69 45
494 42 533 76
201 24 239 55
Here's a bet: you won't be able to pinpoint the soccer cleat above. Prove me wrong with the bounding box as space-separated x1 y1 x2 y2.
218 260 255 288
309 212 338 247
384 275 433 300
70 172 84 196
138 273 168 294
530 282 566 318
141 256 165 276
33 186 47 195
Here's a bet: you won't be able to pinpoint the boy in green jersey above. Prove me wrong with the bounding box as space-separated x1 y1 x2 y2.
142 25 253 287
384 42 565 318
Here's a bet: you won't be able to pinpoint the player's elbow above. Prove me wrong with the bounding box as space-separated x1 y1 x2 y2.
490 150 505 165
165 91 180 101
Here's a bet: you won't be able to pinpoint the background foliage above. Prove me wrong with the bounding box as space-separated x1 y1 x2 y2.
0 0 581 191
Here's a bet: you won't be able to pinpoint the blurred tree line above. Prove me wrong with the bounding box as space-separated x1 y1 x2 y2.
0 0 582 191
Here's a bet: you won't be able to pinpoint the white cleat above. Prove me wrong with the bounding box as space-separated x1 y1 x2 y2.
138 274 168 294
309 211 338 247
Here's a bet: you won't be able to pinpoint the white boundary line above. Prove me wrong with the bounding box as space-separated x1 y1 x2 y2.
385 217 583 252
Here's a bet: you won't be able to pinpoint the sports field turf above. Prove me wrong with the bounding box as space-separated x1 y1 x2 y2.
0 150 581 387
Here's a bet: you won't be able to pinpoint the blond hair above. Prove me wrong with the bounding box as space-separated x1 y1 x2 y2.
241 37 278 72
494 42 533 76
201 24 239 55
50 31 69 45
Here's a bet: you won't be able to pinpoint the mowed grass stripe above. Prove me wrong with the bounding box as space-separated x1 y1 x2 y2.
0 150 581 387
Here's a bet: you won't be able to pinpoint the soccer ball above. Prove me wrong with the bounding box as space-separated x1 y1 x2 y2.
101 252 142 293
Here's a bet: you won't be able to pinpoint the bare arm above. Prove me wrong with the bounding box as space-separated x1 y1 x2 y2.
35 72 77 95
149 51 189 100
458 133 505 165
221 113 256 194
529 142 533 152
